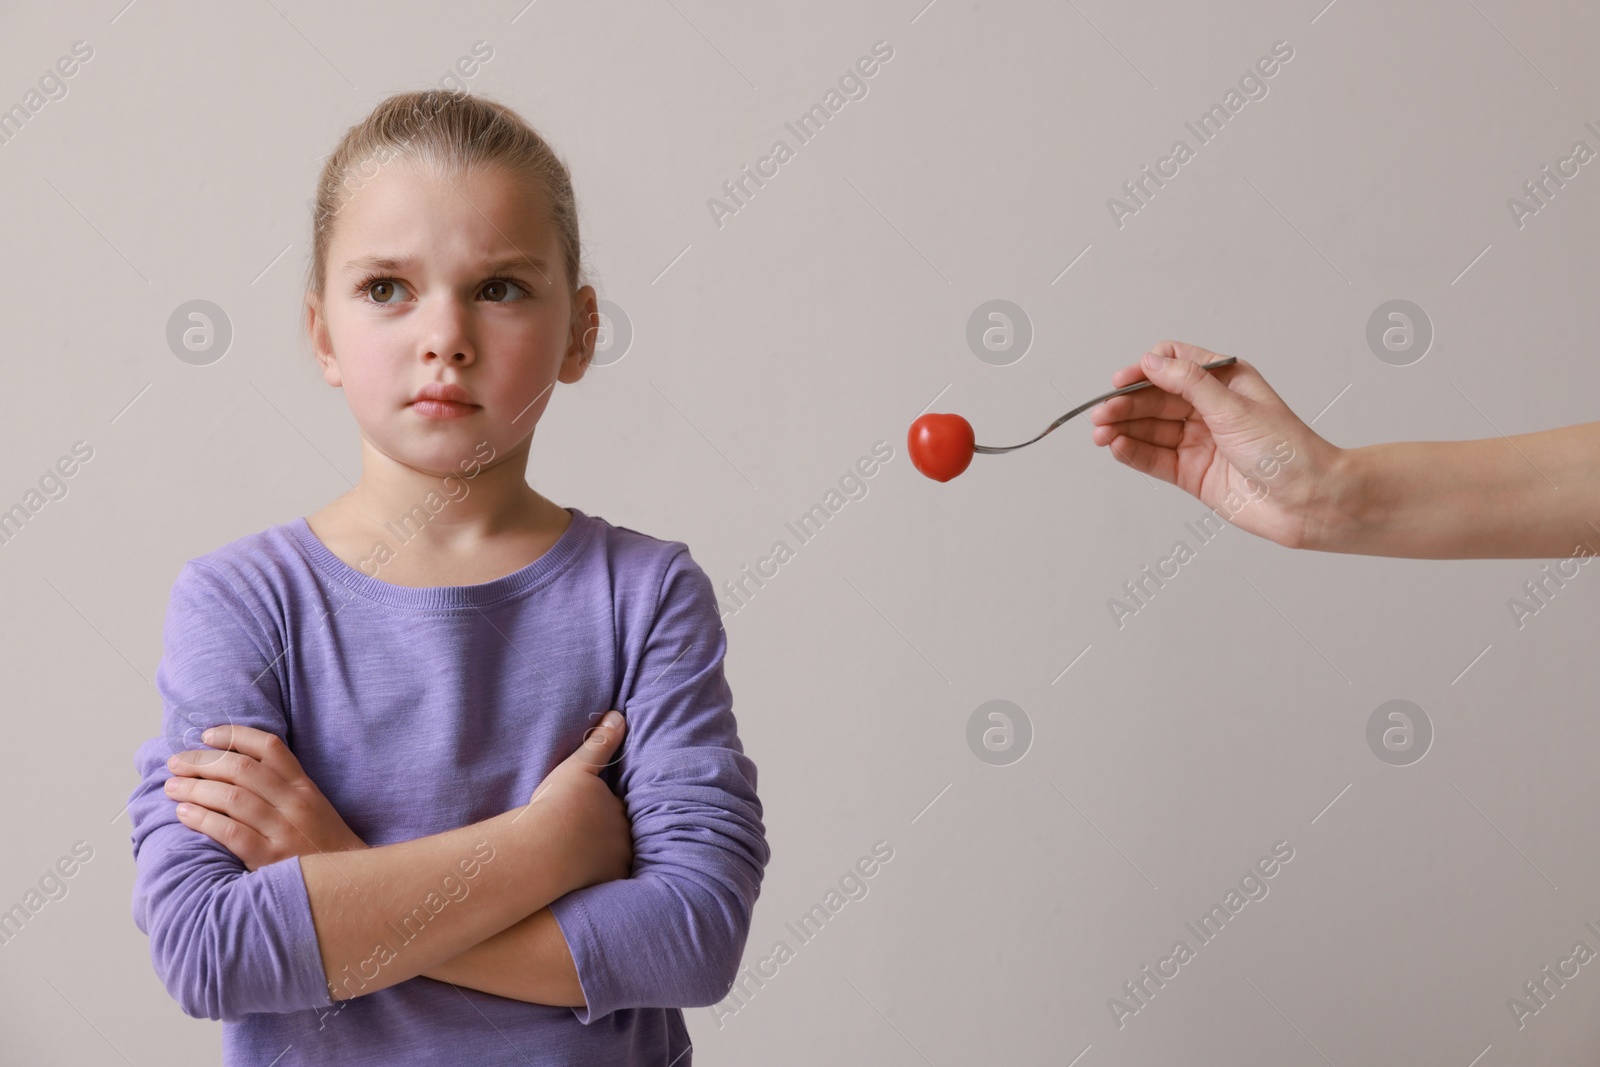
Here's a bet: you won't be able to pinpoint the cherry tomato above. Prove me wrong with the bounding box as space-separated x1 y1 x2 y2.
908 413 975 482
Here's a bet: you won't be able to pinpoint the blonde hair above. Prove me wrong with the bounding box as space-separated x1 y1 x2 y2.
304 89 584 303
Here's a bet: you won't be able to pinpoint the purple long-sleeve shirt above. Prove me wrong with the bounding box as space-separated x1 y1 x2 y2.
127 506 768 1065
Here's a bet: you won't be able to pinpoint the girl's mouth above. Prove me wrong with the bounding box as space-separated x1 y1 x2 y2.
409 399 481 419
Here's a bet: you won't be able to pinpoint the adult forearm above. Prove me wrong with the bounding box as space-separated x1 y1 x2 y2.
301 806 570 1002
1305 422 1600 559
421 905 586 1006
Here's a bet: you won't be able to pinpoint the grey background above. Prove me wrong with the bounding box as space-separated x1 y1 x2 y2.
3 0 1600 1063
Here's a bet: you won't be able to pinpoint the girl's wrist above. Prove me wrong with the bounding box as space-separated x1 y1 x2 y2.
503 803 584 902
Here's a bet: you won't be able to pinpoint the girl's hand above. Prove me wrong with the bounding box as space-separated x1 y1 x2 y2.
527 710 633 893
1089 340 1348 551
165 724 367 872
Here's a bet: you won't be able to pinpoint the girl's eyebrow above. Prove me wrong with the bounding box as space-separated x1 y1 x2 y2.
343 253 551 280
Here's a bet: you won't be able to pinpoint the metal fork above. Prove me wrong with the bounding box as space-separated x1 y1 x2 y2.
971 356 1238 454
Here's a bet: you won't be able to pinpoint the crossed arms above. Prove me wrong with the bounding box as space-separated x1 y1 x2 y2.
128 553 768 1023
162 725 612 1006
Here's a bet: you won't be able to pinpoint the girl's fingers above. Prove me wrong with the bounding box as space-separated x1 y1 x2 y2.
200 724 306 785
166 776 279 836
571 710 627 772
174 803 271 869
167 745 293 807
1091 417 1186 450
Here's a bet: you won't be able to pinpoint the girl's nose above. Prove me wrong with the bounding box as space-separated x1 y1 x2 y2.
421 303 476 365
423 344 474 364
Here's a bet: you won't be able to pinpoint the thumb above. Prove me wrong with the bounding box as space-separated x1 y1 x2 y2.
570 709 626 772
1141 345 1250 430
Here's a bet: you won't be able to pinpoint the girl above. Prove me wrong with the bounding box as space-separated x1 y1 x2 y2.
127 89 768 1066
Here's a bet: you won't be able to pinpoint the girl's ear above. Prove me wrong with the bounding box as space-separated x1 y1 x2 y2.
558 285 599 384
305 294 343 387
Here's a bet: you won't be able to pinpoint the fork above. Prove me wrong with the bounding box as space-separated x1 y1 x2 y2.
971 356 1238 454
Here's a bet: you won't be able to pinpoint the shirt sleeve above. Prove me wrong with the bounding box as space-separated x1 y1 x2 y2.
127 561 334 1021
548 547 771 1023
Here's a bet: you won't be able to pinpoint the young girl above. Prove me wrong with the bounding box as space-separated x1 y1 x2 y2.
127 89 768 1065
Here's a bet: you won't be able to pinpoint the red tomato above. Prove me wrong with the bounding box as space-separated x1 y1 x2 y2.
908 413 975 482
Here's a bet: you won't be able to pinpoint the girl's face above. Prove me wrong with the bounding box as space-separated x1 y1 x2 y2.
306 159 595 479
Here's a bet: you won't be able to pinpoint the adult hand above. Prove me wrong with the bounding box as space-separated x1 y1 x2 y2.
1088 340 1346 551
165 724 367 872
527 710 633 893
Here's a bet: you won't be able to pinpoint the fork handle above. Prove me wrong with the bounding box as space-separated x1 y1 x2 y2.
1079 355 1239 412
972 355 1238 454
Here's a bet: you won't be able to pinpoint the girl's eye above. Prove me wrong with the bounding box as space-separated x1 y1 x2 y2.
354 275 531 306
358 276 411 305
482 278 529 303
